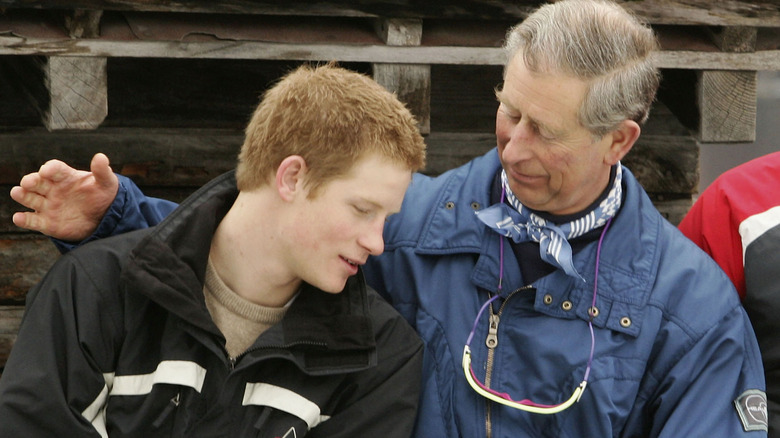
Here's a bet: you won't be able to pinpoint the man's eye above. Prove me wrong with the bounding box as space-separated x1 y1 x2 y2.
354 206 370 215
533 125 554 142
503 109 520 120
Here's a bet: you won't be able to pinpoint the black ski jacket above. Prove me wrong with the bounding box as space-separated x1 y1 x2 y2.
0 172 423 438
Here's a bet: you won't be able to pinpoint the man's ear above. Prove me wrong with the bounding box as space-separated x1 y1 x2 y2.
604 120 641 165
275 155 307 201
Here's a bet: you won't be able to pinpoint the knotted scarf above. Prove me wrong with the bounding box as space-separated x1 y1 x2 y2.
475 165 622 281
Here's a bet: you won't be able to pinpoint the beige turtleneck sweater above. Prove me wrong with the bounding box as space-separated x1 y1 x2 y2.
203 258 289 359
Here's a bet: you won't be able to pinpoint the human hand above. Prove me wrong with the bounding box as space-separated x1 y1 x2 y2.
10 153 119 241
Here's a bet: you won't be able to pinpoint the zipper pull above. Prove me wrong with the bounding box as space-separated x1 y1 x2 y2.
152 393 181 428
486 314 500 349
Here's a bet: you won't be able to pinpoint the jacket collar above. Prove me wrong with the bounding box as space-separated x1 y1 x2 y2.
121 171 377 373
414 149 663 336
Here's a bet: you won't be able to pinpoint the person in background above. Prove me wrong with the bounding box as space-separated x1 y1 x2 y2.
0 63 426 437
7 1 769 436
679 151 780 436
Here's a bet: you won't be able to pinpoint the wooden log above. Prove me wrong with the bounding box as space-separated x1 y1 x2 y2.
0 306 24 370
0 235 60 304
0 122 697 189
0 128 243 187
424 131 699 195
647 197 694 226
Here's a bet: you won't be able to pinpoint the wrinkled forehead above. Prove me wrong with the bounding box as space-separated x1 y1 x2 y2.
501 56 588 126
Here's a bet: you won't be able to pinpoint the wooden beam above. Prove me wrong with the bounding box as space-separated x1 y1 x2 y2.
709 26 758 53
0 0 778 26
65 9 104 38
372 18 431 134
697 26 758 142
45 56 108 130
697 70 757 142
1 56 108 130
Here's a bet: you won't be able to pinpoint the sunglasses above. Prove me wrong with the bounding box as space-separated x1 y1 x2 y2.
462 293 594 414
460 217 613 414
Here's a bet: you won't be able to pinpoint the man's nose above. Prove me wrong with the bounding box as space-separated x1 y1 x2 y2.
502 121 535 162
359 222 385 256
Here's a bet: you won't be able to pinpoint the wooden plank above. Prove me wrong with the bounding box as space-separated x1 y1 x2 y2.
0 0 778 26
0 9 778 69
0 37 775 70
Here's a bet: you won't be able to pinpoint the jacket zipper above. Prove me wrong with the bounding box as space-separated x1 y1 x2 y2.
226 341 329 370
484 285 532 438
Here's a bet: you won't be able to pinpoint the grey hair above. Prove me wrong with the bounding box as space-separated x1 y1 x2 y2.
503 0 660 137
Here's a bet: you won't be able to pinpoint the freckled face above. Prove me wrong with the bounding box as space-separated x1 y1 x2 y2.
285 154 411 293
495 55 614 215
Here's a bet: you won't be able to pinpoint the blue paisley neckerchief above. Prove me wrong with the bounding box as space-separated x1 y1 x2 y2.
475 165 623 282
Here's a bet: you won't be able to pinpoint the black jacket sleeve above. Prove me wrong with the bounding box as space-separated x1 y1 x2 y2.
0 249 124 437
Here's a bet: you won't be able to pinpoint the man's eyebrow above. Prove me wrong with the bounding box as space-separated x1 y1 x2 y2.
353 195 386 211
496 91 561 138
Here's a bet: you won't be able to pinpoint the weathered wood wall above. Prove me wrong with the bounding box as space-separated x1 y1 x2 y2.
1 0 778 373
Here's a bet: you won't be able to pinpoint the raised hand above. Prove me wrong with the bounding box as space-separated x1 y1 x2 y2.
10 153 119 241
